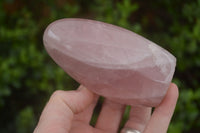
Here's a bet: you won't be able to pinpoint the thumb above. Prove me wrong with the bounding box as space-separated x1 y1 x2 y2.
34 85 94 133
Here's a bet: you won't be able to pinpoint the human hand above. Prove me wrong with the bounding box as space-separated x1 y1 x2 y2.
34 83 178 133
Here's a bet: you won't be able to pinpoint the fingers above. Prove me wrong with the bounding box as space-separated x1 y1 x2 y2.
144 83 179 133
124 106 151 132
95 99 125 132
34 85 95 133
73 94 99 123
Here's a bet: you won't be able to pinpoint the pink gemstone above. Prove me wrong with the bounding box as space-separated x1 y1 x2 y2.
43 18 176 107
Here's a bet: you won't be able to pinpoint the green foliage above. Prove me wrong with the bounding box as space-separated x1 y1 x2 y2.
93 0 141 33
0 0 78 132
0 0 200 133
16 107 36 133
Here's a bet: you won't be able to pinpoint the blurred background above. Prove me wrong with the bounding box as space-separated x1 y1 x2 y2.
0 0 200 132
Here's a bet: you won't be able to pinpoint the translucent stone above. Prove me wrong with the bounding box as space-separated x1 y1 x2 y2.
43 18 176 107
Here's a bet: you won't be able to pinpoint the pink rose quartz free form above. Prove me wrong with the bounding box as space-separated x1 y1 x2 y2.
43 18 176 107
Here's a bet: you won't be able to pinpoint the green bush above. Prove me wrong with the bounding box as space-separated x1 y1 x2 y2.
0 0 200 132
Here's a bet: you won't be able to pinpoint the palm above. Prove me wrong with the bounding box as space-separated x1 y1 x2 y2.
70 121 110 133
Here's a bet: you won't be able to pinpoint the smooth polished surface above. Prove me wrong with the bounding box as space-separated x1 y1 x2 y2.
43 18 176 107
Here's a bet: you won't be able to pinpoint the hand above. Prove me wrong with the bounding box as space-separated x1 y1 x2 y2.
34 83 178 133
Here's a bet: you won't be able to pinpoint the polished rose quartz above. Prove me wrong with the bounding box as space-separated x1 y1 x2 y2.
43 18 176 107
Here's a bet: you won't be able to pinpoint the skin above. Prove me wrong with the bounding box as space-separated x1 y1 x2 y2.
34 83 179 133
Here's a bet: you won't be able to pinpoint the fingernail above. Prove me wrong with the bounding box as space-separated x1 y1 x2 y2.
77 85 86 90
